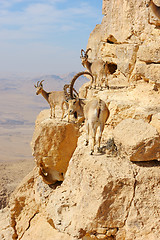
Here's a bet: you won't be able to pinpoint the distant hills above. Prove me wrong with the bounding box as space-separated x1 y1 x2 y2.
32 72 89 92
0 71 89 94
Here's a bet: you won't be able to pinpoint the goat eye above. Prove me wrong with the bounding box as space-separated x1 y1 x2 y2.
73 100 76 104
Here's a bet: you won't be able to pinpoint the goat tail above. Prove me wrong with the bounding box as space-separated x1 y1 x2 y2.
97 98 102 119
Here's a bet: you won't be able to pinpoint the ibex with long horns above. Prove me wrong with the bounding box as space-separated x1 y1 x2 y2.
146 0 160 19
80 48 110 88
66 72 110 155
34 80 68 119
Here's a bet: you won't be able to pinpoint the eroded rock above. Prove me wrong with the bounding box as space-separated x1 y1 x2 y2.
31 112 79 184
113 118 160 161
46 134 135 238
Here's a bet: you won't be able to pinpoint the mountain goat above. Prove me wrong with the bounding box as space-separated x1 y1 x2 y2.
66 72 110 155
34 80 67 119
80 48 110 88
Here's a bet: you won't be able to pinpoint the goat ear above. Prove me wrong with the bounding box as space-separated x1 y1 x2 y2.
34 85 37 88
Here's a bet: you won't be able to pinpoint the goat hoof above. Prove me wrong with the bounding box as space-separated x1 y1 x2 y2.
97 147 102 153
85 140 89 146
90 150 94 155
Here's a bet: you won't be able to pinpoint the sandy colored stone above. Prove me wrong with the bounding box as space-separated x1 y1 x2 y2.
150 113 160 133
45 132 160 239
46 134 135 238
21 214 72 240
113 118 160 161
31 113 79 183
131 61 160 83
102 0 159 42
0 160 35 209
137 39 160 63
0 208 14 240
86 0 160 88
9 169 39 239
125 164 160 240
101 43 138 78
8 166 63 240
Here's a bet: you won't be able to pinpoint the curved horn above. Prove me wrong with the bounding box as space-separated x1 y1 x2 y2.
73 88 79 98
85 48 92 56
34 81 40 88
81 49 85 57
63 84 70 101
40 80 44 86
69 71 94 99
63 84 79 101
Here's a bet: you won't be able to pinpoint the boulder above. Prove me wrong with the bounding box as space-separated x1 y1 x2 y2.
31 111 79 184
113 118 160 161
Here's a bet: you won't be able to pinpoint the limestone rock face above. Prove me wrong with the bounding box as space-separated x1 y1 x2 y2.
113 118 160 161
45 133 160 239
0 208 14 240
46 135 135 238
9 169 39 240
86 0 160 88
125 164 160 240
31 110 79 184
3 167 72 240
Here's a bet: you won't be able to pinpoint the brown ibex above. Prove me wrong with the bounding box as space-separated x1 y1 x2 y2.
34 80 67 119
67 72 110 155
80 48 110 88
146 0 160 19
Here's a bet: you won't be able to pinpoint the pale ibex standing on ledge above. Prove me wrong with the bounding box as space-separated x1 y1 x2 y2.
66 72 110 155
34 80 67 119
80 48 110 89
146 0 160 19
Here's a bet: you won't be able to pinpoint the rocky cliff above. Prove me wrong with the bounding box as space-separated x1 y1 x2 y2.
1 0 160 239
87 0 160 89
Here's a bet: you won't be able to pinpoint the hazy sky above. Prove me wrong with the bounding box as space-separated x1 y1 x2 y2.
0 0 103 75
